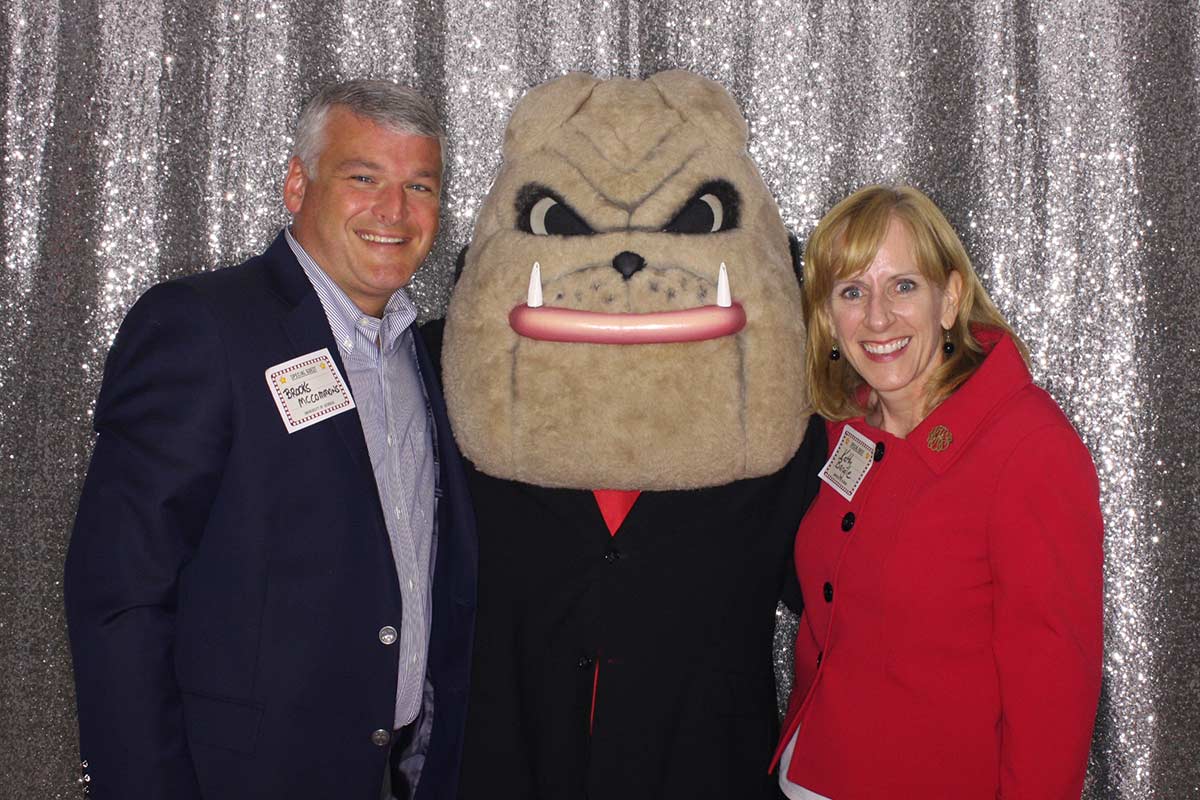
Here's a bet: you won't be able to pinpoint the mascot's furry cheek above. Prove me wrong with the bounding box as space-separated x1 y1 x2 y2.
506 338 750 489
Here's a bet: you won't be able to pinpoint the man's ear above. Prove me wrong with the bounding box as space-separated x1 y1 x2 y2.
283 156 308 215
788 231 804 287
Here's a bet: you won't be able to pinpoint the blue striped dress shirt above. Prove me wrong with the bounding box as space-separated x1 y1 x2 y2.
286 229 437 729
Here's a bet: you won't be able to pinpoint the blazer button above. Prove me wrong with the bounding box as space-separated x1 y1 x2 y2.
874 442 885 462
371 729 391 747
816 651 823 667
577 655 594 669
841 512 855 532
604 548 620 563
378 626 398 645
823 582 834 603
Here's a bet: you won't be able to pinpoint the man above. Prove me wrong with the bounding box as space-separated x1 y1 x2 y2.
64 80 475 800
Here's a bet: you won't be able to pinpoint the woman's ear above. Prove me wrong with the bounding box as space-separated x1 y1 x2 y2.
942 270 964 329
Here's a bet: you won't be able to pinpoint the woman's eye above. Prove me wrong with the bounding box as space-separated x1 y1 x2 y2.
897 279 917 293
839 287 862 300
518 191 593 236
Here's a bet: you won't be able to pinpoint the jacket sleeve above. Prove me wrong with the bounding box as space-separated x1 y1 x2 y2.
987 422 1103 799
64 282 232 800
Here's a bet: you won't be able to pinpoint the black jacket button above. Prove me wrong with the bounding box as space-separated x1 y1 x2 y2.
577 655 594 669
823 582 834 603
874 442 885 461
841 512 855 532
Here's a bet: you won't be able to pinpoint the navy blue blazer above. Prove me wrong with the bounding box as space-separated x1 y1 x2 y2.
64 233 477 800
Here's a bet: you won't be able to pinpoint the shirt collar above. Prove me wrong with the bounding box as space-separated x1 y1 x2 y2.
906 328 1031 474
285 227 418 354
841 328 1032 475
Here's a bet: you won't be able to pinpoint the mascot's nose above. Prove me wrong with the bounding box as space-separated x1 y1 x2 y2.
612 251 646 280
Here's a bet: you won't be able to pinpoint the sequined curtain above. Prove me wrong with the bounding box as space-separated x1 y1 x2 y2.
1 0 1195 796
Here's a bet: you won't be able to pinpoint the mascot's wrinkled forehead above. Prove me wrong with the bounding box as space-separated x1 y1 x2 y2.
443 70 809 490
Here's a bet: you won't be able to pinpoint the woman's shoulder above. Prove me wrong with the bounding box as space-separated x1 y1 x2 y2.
993 381 1078 436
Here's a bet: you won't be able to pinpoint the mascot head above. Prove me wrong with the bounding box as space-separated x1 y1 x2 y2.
443 70 809 490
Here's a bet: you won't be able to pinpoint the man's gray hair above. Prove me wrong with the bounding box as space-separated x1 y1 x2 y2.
292 79 444 175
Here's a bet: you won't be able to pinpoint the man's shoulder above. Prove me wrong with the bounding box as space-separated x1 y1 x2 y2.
169 246 279 300
139 236 299 318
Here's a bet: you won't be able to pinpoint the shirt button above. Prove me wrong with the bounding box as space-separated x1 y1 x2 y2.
387 434 394 446
378 626 398 645
823 582 834 603
371 729 391 747
395 506 402 518
411 653 419 664
408 579 415 591
342 338 353 349
841 512 856 532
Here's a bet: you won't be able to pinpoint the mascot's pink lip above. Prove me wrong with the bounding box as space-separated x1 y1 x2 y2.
508 303 747 344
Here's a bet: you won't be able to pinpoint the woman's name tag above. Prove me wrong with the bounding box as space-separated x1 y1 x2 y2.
818 426 876 502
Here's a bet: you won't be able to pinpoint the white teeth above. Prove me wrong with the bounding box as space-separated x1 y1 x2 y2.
717 262 731 308
359 233 406 244
527 262 543 308
862 337 910 355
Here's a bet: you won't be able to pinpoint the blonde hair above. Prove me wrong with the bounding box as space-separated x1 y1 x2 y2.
803 184 1028 421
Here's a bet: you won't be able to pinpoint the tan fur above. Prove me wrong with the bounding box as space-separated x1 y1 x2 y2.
444 70 810 490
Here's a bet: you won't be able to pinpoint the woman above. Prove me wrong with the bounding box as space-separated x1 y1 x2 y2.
773 185 1103 799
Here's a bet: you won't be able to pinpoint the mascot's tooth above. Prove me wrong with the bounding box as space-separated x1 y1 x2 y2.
527 262 543 308
717 263 732 308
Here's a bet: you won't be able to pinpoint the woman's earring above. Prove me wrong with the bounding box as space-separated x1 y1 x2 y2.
942 329 955 356
829 343 841 361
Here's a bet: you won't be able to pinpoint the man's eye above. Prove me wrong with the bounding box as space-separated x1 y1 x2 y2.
663 181 740 234
409 183 433 193
351 175 375 184
516 188 594 236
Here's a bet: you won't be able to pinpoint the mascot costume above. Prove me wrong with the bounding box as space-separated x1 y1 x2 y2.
438 70 826 800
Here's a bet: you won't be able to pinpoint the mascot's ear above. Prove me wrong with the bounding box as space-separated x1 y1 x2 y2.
454 244 469 283
788 231 804 287
649 70 748 149
504 72 600 158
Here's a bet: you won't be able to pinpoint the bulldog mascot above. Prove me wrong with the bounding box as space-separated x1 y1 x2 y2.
439 70 826 800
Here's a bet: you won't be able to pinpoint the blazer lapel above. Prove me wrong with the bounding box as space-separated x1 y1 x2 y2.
265 234 376 485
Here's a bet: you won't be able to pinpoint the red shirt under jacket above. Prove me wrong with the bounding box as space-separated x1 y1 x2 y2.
774 330 1103 799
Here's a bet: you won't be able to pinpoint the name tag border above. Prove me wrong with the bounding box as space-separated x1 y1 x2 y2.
264 348 356 434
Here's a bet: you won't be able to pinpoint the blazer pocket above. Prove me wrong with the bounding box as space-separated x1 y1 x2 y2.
182 690 265 755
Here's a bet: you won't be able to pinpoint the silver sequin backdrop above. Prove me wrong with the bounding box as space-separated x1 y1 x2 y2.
1 0 1196 796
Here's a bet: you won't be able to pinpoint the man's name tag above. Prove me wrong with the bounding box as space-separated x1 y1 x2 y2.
819 425 877 502
265 348 355 434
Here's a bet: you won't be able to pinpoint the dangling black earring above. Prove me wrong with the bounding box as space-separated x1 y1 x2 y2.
829 343 841 361
942 329 955 356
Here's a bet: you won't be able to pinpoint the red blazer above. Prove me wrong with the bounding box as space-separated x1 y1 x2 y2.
774 331 1103 799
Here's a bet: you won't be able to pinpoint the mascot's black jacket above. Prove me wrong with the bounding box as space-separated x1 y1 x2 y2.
430 320 825 800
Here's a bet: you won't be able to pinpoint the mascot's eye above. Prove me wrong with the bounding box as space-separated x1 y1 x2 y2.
516 186 594 236
663 181 740 234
